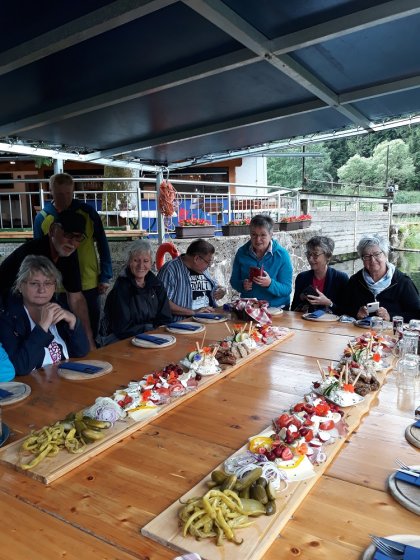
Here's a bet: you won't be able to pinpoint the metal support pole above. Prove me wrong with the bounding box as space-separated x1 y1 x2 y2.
53 158 64 173
156 171 164 244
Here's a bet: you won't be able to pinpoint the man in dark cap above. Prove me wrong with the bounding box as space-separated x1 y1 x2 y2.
0 209 95 349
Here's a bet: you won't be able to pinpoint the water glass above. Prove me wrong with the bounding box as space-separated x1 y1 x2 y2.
392 315 404 336
370 316 384 333
396 355 419 390
401 330 419 358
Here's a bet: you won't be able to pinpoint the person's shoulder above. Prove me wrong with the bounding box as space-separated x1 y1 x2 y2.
328 267 348 280
271 239 291 258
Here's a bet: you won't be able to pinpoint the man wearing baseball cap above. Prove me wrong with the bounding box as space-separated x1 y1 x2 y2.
0 209 96 349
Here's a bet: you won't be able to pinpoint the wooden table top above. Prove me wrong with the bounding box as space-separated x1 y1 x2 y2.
0 316 418 560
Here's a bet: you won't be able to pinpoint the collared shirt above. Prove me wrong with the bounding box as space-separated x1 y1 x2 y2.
248 240 273 261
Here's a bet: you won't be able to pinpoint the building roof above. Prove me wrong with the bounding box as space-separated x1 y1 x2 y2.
1 0 419 170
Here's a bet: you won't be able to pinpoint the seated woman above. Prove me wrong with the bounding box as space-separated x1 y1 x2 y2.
0 343 15 382
101 239 172 344
344 234 420 322
230 214 293 308
0 255 89 376
291 236 348 314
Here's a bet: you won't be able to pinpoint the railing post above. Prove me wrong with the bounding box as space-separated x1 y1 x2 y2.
40 183 45 207
156 171 164 244
227 190 232 223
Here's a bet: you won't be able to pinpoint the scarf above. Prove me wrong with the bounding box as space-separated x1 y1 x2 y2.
362 262 395 297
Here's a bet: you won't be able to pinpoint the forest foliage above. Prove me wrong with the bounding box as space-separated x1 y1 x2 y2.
267 125 420 202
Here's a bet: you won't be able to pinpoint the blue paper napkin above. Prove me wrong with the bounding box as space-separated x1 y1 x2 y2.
414 420 420 428
0 388 14 399
358 317 372 326
395 469 420 487
193 313 223 319
167 323 201 331
59 362 103 374
307 309 325 319
135 333 168 344
373 543 420 559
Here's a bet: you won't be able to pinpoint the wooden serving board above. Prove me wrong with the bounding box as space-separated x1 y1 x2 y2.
142 366 392 560
57 360 113 381
0 331 294 484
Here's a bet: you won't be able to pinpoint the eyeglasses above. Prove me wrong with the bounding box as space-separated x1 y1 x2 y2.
306 251 324 259
361 251 383 261
56 224 86 242
24 281 56 289
198 255 214 267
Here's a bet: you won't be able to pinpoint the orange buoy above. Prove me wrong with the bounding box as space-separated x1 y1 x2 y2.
156 242 180 270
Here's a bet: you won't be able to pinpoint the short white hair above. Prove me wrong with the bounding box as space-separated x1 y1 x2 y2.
126 239 152 263
357 234 389 257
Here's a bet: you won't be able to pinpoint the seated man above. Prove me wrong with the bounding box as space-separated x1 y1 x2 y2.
0 209 95 350
157 238 225 321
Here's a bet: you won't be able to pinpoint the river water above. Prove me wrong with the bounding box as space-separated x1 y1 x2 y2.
333 251 420 291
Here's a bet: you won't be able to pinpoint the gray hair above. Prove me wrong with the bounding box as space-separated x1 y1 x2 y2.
306 236 335 260
357 234 389 258
126 239 153 263
13 255 62 293
250 214 274 234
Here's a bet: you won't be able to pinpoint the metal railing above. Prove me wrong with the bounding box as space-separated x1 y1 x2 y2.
0 176 299 237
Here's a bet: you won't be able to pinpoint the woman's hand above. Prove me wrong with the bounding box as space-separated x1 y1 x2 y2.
39 303 76 331
376 306 390 321
243 279 253 291
306 289 332 308
356 306 369 320
253 271 272 288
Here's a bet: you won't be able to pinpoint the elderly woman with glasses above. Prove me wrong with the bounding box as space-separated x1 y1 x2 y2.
291 236 348 313
344 234 420 322
230 214 293 308
100 239 172 344
0 255 89 375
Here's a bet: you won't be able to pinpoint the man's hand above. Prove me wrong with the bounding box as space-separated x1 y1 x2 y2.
213 287 226 300
97 282 110 295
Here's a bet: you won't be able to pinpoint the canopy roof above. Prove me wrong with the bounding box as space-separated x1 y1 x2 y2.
1 0 420 171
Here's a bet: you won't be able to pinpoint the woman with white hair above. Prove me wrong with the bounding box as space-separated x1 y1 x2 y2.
0 255 89 375
344 234 420 322
101 239 172 344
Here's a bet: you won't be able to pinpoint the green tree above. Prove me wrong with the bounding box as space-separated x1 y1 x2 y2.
370 139 415 188
337 153 372 185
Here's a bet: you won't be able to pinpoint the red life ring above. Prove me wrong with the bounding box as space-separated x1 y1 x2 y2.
156 242 180 270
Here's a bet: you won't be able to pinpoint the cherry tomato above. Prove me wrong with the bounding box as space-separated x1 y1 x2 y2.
281 447 294 461
319 419 335 430
293 402 305 412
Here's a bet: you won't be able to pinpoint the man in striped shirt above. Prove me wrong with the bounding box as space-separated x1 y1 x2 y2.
157 239 225 321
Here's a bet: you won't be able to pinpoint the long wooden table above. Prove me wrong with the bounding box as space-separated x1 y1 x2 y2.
0 313 418 560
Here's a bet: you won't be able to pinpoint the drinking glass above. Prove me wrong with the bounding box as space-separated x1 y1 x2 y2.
401 330 419 358
371 316 384 333
396 354 419 390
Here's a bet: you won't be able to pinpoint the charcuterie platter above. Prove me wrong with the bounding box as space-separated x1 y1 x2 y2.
0 324 293 484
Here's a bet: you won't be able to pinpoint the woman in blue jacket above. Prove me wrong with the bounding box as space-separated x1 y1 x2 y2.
0 255 89 376
291 236 348 314
230 215 293 308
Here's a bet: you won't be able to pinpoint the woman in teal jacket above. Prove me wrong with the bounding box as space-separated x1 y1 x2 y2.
230 215 293 308
0 343 15 382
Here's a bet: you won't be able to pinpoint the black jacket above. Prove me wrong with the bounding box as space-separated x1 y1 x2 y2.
0 294 89 376
291 267 349 314
103 268 172 339
343 268 420 322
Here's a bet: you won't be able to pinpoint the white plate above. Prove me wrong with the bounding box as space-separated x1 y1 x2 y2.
267 307 283 316
131 334 176 348
313 387 364 408
302 312 339 322
0 382 31 406
362 534 420 560
165 322 205 334
192 315 228 324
